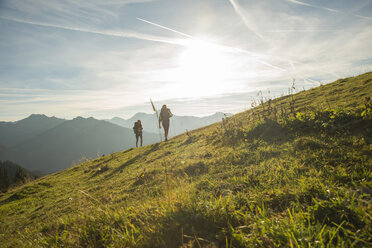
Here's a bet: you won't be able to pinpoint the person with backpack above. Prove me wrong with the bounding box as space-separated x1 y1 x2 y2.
133 120 143 147
159 104 173 141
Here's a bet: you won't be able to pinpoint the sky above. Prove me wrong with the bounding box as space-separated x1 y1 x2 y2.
0 0 371 121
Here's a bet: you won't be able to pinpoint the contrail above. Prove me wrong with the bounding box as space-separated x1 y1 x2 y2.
287 0 372 21
137 17 193 38
287 0 340 13
227 0 267 43
355 14 372 21
0 16 183 45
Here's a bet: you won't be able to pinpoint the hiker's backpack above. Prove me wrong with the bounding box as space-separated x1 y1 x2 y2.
133 122 139 134
161 108 173 120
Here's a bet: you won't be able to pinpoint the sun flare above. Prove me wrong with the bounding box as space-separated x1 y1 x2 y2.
172 39 232 98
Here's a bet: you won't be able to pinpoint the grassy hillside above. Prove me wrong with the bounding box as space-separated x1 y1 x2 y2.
0 72 371 247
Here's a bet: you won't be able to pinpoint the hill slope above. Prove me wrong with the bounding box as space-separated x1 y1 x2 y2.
0 72 371 247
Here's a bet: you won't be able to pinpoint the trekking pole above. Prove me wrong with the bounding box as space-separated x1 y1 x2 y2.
171 118 176 137
150 98 162 142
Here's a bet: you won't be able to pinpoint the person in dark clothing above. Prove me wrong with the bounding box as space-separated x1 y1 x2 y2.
159 104 172 141
133 120 143 147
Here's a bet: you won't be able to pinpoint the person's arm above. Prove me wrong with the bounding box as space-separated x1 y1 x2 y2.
158 115 162 128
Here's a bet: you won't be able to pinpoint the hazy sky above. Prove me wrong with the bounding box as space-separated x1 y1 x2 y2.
1 0 371 121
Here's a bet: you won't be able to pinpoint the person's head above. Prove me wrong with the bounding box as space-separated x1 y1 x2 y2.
137 120 141 124
162 104 167 109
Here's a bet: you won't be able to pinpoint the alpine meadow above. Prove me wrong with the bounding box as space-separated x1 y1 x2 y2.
1 0 372 247
0 72 371 247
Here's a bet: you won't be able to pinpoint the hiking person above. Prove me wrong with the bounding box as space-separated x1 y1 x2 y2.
159 104 173 141
133 120 143 147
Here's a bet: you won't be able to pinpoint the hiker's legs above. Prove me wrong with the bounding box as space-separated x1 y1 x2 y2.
140 134 143 147
135 134 139 147
162 121 169 141
165 126 169 141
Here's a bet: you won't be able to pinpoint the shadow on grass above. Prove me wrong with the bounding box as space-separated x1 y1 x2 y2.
144 207 223 248
1 182 49 204
244 119 294 144
105 143 161 178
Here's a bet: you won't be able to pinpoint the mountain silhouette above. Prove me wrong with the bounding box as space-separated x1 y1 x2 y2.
0 116 158 174
0 114 65 147
0 112 230 174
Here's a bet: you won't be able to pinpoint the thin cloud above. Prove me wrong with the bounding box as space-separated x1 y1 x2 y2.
355 14 372 21
0 87 144 108
227 0 267 42
3 0 117 26
0 16 182 45
265 29 344 33
225 0 297 71
287 0 340 13
287 0 372 20
97 0 158 4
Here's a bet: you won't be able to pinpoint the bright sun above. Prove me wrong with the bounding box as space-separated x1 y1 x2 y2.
172 39 231 98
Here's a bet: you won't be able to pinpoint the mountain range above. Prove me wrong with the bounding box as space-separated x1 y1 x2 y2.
0 115 158 174
0 112 229 174
0 114 65 147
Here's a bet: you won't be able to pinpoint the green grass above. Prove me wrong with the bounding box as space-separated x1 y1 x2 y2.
0 72 371 247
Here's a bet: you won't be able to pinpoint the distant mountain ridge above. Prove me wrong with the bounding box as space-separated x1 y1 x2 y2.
0 116 158 174
0 112 230 174
106 112 231 136
0 114 66 147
